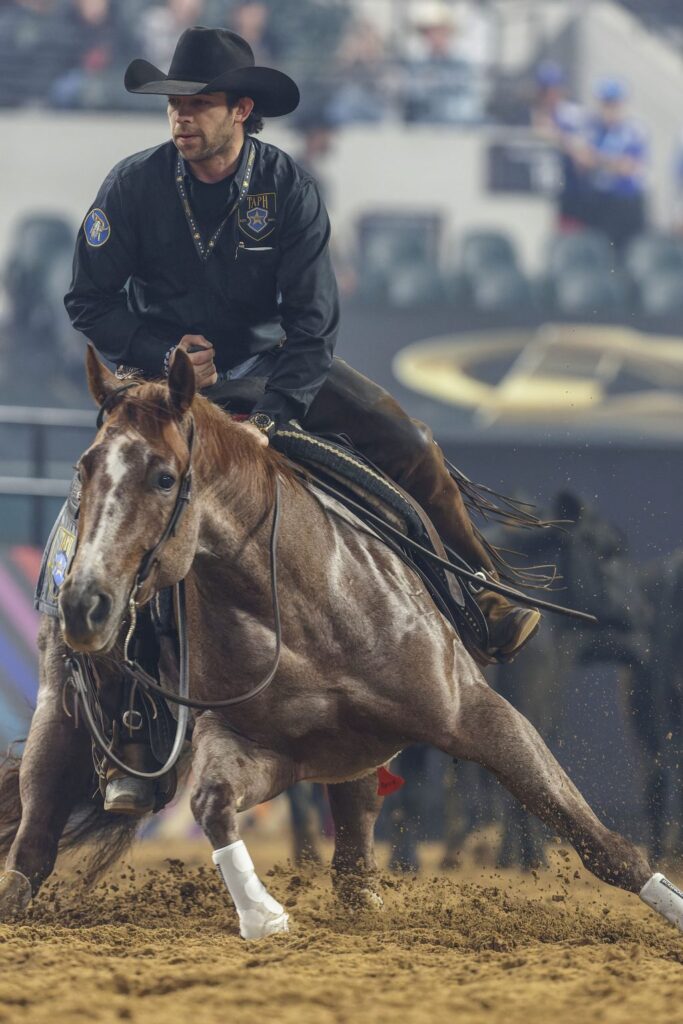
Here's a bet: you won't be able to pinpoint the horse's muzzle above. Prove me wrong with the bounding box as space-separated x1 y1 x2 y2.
58 575 117 651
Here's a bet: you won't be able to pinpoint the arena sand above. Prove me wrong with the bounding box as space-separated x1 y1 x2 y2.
0 836 681 1024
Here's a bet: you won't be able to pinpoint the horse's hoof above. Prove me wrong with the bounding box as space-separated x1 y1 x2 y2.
0 870 32 922
333 874 384 911
240 909 289 941
357 886 384 910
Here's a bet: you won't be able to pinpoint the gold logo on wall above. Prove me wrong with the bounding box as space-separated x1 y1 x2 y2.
392 324 683 432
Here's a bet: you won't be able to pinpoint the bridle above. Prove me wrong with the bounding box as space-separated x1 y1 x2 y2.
67 383 283 782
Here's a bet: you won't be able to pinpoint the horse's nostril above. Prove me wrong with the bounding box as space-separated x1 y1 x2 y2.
89 591 112 626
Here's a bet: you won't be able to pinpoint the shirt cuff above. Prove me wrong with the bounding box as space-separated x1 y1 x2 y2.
253 391 301 429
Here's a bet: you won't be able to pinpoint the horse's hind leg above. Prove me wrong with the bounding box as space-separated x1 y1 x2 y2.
442 673 683 932
190 712 294 941
0 617 91 920
328 775 383 907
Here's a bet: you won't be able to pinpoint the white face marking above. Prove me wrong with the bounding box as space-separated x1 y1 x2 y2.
77 435 149 574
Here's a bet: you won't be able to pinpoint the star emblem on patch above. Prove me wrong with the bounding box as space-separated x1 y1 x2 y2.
247 207 268 232
239 192 277 241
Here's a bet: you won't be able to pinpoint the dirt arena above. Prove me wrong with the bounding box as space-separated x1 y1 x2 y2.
0 831 681 1024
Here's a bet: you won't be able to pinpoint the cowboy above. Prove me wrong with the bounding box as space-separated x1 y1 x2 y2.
65 27 540 814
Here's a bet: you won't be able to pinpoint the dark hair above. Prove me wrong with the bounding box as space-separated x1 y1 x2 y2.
225 92 264 135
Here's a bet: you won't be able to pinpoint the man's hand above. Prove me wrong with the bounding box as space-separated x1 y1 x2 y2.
175 335 218 389
236 421 269 447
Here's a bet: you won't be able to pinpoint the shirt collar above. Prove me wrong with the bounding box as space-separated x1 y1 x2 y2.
178 140 252 201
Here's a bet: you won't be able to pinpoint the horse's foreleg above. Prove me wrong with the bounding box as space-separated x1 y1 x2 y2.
0 618 91 919
328 774 383 907
443 676 683 932
190 712 293 941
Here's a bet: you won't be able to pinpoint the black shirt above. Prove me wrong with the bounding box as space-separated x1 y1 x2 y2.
65 136 340 425
186 172 235 236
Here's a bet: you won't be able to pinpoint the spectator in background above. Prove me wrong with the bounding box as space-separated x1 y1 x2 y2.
580 78 648 252
0 0 74 107
294 109 336 202
531 60 590 232
229 1 277 64
401 1 491 125
672 129 683 234
136 0 207 72
49 0 134 109
326 15 389 126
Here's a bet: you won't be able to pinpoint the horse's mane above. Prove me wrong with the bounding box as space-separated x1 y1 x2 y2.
105 380 290 506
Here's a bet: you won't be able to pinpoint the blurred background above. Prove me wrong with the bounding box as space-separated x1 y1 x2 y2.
1 0 683 871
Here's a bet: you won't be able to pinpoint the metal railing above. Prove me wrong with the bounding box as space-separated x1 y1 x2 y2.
0 406 95 545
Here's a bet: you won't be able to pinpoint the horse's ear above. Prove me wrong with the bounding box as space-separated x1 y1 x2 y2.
85 343 118 406
167 347 196 417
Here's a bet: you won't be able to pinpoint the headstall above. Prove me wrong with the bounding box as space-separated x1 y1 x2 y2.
67 386 283 782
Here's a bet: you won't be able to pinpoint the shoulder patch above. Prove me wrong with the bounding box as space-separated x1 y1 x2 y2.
239 192 277 241
84 208 111 248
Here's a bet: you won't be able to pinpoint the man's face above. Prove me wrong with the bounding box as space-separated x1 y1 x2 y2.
167 92 249 162
599 99 624 126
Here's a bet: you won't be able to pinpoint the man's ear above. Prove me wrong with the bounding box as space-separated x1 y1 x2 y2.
233 95 255 125
167 347 196 416
86 343 119 406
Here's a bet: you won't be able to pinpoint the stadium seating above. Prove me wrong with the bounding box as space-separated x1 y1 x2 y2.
545 230 615 278
3 214 75 338
355 211 443 306
552 267 625 317
624 233 683 301
638 267 683 317
447 229 531 313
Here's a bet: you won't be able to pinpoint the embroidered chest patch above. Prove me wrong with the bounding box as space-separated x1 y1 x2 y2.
239 192 277 241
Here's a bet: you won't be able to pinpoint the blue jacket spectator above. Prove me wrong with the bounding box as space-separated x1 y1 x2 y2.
532 61 590 230
581 78 648 251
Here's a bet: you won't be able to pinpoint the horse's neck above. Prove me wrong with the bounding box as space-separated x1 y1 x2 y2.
192 441 298 575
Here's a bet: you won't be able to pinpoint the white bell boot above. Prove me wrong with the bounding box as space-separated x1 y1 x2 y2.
640 873 683 931
213 840 289 941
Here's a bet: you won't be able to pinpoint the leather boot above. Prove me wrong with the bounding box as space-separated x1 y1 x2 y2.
474 588 541 663
104 743 156 816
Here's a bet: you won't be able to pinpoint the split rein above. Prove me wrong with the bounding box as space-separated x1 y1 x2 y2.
66 384 283 781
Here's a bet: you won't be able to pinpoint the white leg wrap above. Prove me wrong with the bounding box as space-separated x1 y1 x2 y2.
640 873 683 931
212 840 289 941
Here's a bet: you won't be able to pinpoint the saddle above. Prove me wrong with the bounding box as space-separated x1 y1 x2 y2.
269 427 489 652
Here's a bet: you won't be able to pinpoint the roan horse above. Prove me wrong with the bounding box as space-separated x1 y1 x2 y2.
1 347 682 939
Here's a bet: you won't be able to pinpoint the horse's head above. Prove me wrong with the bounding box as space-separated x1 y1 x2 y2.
59 346 199 652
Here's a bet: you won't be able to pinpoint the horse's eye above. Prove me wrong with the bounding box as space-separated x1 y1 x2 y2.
157 473 176 491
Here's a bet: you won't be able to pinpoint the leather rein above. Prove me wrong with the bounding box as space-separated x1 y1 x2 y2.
66 384 283 781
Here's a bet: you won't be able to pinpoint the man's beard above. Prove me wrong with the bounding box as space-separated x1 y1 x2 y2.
179 123 235 163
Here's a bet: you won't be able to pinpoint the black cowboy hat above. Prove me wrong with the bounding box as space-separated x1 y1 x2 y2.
124 26 300 118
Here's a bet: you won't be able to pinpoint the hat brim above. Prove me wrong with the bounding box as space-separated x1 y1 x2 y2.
124 59 300 117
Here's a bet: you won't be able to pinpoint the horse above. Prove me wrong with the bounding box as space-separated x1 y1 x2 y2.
0 346 680 940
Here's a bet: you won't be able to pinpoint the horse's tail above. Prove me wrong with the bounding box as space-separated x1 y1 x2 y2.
0 748 191 885
0 751 22 861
